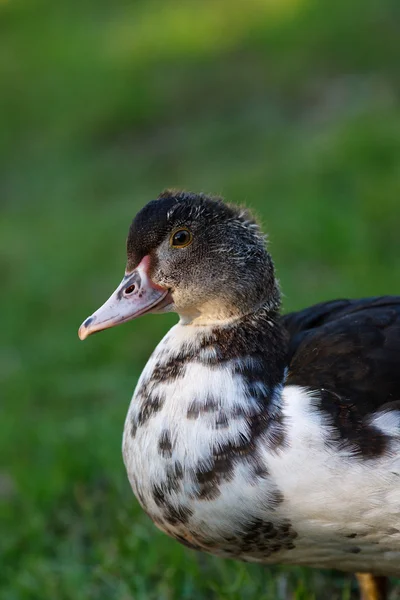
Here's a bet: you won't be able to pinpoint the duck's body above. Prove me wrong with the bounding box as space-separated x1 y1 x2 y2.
123 298 400 576
79 190 400 597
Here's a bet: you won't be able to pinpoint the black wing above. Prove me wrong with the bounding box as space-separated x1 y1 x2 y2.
281 296 400 458
282 296 400 416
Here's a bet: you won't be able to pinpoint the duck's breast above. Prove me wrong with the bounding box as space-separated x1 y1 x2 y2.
122 324 400 573
122 323 295 558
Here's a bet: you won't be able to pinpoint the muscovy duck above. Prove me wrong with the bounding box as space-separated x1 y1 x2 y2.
79 190 400 600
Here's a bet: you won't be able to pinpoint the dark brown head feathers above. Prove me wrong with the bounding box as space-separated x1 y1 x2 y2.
127 190 262 270
126 190 280 319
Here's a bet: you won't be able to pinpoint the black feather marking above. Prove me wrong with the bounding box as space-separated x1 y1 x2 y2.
158 430 174 458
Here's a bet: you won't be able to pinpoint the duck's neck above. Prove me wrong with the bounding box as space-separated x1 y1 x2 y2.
177 289 282 329
145 302 288 413
181 303 288 396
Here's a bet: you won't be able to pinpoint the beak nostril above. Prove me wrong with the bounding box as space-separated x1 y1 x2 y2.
125 284 137 295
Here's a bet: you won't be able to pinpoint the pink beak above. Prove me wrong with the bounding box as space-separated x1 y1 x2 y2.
78 255 170 340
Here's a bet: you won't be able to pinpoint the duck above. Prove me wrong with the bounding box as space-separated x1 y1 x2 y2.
78 190 400 600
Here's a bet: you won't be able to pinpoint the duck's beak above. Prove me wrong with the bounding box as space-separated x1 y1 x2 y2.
78 255 170 340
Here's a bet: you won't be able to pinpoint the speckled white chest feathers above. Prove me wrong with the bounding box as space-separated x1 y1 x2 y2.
122 322 400 575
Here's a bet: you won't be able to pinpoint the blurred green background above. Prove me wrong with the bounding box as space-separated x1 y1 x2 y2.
1 0 400 598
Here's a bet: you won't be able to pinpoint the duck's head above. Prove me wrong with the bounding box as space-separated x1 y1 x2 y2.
78 190 280 339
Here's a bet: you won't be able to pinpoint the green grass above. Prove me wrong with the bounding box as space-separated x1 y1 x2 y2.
1 0 400 597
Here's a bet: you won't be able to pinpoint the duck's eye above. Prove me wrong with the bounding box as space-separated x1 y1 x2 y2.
170 228 193 248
